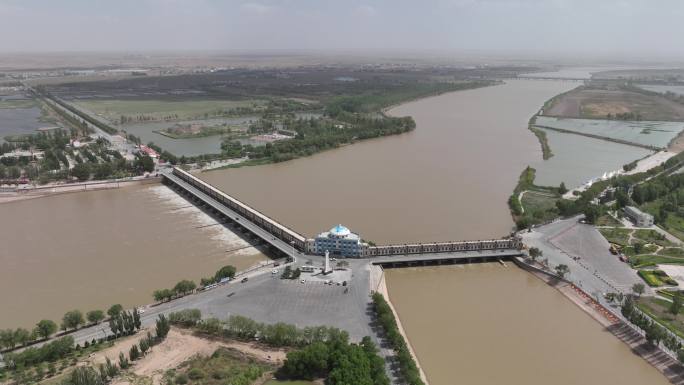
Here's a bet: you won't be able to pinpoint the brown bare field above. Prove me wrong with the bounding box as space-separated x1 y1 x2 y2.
88 328 286 385
544 87 684 121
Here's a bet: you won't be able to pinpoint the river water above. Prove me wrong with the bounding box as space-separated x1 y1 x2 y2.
385 265 670 385
0 184 266 328
201 80 577 243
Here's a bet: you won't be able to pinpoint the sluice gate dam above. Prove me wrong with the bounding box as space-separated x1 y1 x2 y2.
162 167 523 263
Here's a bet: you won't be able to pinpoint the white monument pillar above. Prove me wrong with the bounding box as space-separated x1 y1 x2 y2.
324 250 331 274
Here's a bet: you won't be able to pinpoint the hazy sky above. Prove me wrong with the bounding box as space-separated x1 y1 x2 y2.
0 0 682 58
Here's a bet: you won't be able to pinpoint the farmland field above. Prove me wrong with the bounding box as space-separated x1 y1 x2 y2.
544 86 684 121
637 84 684 97
534 116 684 149
73 98 267 122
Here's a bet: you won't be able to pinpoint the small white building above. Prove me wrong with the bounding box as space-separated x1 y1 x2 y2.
624 206 654 227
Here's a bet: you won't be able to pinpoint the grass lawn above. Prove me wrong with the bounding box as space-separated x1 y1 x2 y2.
637 269 677 287
599 227 632 246
634 229 674 247
596 214 623 227
520 191 559 222
637 296 684 339
264 381 317 385
75 98 265 122
631 255 684 268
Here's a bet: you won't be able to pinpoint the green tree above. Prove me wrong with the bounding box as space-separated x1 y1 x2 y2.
173 279 197 296
214 265 237 281
71 162 90 181
35 319 57 339
138 155 154 173
155 314 170 340
14 328 31 347
87 310 105 325
67 366 103 385
632 283 646 297
558 182 568 194
528 247 542 260
633 242 644 254
62 310 85 330
554 264 570 279
671 293 683 317
107 304 123 318
583 204 601 224
0 329 17 349
93 163 113 179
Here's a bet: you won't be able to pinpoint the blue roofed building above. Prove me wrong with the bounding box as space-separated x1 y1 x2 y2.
312 224 367 257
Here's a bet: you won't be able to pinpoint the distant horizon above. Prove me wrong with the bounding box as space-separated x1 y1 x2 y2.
1 0 683 63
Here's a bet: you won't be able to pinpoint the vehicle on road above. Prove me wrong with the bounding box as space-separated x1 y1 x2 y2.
241 277 249 283
272 269 278 274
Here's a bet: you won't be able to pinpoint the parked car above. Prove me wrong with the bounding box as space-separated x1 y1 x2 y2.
241 277 249 283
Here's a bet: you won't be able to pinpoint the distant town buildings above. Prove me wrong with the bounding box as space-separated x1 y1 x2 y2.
313 224 366 257
624 206 654 227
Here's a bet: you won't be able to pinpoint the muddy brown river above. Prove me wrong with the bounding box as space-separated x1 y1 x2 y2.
0 79 669 384
385 264 670 385
201 80 576 243
0 184 266 328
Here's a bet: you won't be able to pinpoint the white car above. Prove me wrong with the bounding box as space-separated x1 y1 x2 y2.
272 269 278 274
300 279 305 283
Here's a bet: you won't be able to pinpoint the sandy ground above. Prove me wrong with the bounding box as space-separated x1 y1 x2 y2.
562 150 675 198
89 328 286 385
625 151 676 175
658 265 684 287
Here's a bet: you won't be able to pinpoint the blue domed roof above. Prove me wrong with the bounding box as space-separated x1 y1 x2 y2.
330 224 351 237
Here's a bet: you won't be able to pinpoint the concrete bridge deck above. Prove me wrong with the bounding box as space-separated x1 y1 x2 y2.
162 170 301 258
371 249 523 267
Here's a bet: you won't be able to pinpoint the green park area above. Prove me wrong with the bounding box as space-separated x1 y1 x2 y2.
508 166 563 229
598 227 684 268
264 381 317 385
637 296 684 340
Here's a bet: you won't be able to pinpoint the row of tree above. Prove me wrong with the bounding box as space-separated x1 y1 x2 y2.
50 314 171 385
371 292 425 385
621 296 683 359
152 280 197 302
0 305 126 352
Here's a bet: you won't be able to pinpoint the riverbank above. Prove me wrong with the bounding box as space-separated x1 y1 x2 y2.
371 265 429 385
0 176 161 204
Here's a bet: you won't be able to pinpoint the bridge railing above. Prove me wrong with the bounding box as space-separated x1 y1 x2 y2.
363 238 521 257
166 168 308 250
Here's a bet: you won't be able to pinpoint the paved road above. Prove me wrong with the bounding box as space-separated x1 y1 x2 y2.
522 216 644 296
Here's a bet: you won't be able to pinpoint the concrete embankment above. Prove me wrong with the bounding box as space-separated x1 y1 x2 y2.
515 257 684 384
370 264 430 385
0 177 161 204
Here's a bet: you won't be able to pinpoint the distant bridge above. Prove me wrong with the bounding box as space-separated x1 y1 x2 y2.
162 167 521 260
502 76 587 82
